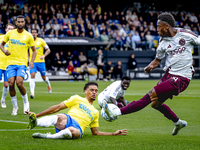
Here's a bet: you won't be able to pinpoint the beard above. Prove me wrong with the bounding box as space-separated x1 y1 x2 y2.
17 25 24 30
91 98 96 101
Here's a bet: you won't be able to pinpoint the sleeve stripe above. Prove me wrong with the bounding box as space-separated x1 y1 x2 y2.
180 29 198 38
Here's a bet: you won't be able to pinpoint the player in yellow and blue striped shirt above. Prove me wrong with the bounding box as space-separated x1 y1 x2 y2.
26 82 127 139
0 15 37 116
29 29 51 99
0 23 15 108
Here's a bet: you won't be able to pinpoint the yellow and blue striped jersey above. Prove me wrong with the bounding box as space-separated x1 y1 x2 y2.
3 29 34 66
63 95 99 134
29 37 47 63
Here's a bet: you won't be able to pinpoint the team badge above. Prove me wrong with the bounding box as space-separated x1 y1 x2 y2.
179 38 185 46
23 35 27 40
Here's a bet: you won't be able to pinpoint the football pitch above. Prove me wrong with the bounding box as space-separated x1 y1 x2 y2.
0 80 200 150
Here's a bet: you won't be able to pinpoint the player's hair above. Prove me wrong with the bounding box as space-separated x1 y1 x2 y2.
6 23 15 28
158 12 176 27
31 29 38 33
84 82 98 91
121 76 131 81
16 15 25 20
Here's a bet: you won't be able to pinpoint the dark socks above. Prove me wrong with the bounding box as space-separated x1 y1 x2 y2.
154 104 179 122
120 94 151 115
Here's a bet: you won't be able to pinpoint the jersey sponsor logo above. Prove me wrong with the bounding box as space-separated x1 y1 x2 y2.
168 47 186 56
10 39 25 46
5 43 8 48
79 103 93 121
179 38 186 46
36 47 40 49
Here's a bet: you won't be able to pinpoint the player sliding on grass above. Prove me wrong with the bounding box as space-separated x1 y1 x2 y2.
103 12 199 136
26 82 127 139
98 76 131 108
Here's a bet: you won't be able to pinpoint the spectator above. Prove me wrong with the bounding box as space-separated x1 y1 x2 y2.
113 61 123 80
190 13 198 24
58 25 66 37
32 20 40 31
66 51 73 66
95 49 104 80
140 32 147 50
80 62 89 80
126 32 135 50
54 52 64 71
67 60 79 80
103 61 113 81
63 14 70 24
132 31 141 50
78 51 87 66
53 20 60 31
110 21 118 30
56 10 64 19
57 15 64 25
60 51 67 70
100 31 109 42
115 31 123 50
46 20 53 31
128 54 137 70
107 30 116 50
145 31 155 50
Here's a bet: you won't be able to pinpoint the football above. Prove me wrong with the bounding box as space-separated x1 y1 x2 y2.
101 104 119 122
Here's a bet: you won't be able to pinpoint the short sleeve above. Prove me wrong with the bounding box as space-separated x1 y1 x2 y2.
29 35 35 47
156 40 165 60
63 95 77 108
89 111 99 128
3 32 9 43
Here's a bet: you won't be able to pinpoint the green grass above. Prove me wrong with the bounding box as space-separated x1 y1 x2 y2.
0 80 200 150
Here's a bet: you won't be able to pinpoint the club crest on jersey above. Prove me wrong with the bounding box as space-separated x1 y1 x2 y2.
23 35 26 40
179 38 185 46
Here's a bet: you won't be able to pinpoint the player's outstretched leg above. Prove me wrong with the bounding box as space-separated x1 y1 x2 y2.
172 119 187 136
32 128 72 139
29 78 35 99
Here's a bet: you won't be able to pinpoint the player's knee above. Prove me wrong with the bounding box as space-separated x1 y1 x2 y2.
4 82 9 88
16 81 23 87
151 100 162 109
68 127 80 138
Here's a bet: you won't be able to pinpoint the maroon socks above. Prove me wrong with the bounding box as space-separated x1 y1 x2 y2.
120 94 151 115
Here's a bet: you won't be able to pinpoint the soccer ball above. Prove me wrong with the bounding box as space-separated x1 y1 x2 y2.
101 104 119 122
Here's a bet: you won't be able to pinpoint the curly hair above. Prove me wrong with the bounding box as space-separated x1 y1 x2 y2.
158 12 176 27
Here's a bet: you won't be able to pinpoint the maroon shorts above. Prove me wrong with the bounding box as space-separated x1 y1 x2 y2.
154 70 190 102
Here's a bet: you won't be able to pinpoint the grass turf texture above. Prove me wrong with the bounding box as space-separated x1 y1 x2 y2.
0 80 200 150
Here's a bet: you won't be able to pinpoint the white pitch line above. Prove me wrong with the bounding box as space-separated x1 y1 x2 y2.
0 128 55 132
0 119 28 124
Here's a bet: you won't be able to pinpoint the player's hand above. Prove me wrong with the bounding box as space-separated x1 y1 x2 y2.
114 129 128 135
25 111 32 115
144 64 153 73
29 62 34 69
40 56 45 60
4 50 11 56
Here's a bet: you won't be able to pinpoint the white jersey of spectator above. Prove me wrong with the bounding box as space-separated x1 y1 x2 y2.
98 81 126 107
156 28 200 80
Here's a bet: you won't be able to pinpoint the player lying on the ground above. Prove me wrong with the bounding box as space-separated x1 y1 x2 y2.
98 76 131 108
103 12 199 136
26 82 127 139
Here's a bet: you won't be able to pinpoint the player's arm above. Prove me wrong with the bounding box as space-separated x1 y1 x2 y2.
144 58 162 73
40 45 51 60
119 97 127 107
110 97 117 105
0 41 11 56
29 46 37 69
91 127 127 136
26 102 67 118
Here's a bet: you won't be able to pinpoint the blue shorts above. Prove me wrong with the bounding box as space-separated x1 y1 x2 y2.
55 114 83 138
0 69 8 82
6 65 27 79
30 62 46 76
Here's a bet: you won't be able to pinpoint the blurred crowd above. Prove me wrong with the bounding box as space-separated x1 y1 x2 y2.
0 3 200 51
